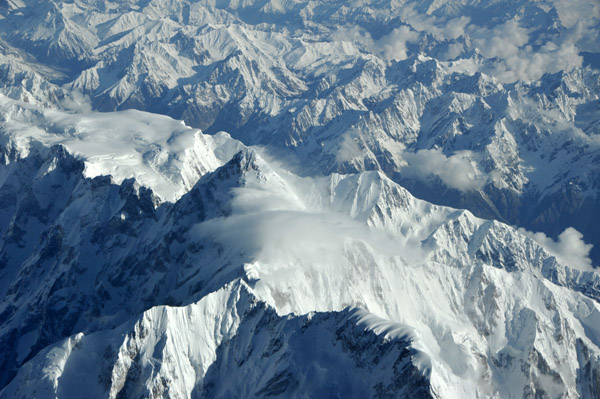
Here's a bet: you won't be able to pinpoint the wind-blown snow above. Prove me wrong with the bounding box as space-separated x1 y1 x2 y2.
1 144 599 398
399 148 487 191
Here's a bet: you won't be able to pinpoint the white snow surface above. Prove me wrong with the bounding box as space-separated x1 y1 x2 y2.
0 94 243 202
0 0 599 256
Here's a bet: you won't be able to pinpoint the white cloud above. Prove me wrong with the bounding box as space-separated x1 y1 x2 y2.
198 209 404 260
439 42 464 61
555 0 600 55
193 180 408 274
470 20 530 60
399 148 487 191
329 26 373 49
467 18 585 83
442 16 471 40
395 1 595 83
488 41 582 83
336 131 364 164
377 26 420 61
551 0 600 29
59 90 92 113
329 25 420 61
519 227 595 272
399 5 468 39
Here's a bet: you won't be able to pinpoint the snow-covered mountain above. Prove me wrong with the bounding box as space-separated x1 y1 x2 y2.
0 95 244 201
0 0 599 397
0 119 599 397
0 0 598 262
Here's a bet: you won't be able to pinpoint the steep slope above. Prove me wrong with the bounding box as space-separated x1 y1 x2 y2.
0 119 243 387
1 282 432 399
0 0 599 397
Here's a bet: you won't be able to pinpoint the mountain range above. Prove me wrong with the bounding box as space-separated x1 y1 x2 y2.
0 0 599 397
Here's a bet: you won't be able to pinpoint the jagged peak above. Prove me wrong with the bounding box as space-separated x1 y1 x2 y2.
230 147 261 172
198 147 265 190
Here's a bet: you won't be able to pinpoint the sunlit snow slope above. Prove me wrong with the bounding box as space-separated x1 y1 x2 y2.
0 95 243 202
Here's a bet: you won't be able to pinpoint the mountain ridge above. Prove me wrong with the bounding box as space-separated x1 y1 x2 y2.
0 0 599 397
0 126 598 396
1 0 598 261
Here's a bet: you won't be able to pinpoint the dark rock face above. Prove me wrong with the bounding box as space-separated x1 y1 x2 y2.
201 306 432 399
0 1 599 397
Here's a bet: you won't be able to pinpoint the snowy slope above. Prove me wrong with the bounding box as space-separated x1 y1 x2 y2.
0 95 243 201
0 0 598 262
1 281 431 399
0 131 599 397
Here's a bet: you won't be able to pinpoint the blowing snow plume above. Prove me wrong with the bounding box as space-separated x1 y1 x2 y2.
191 151 438 315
